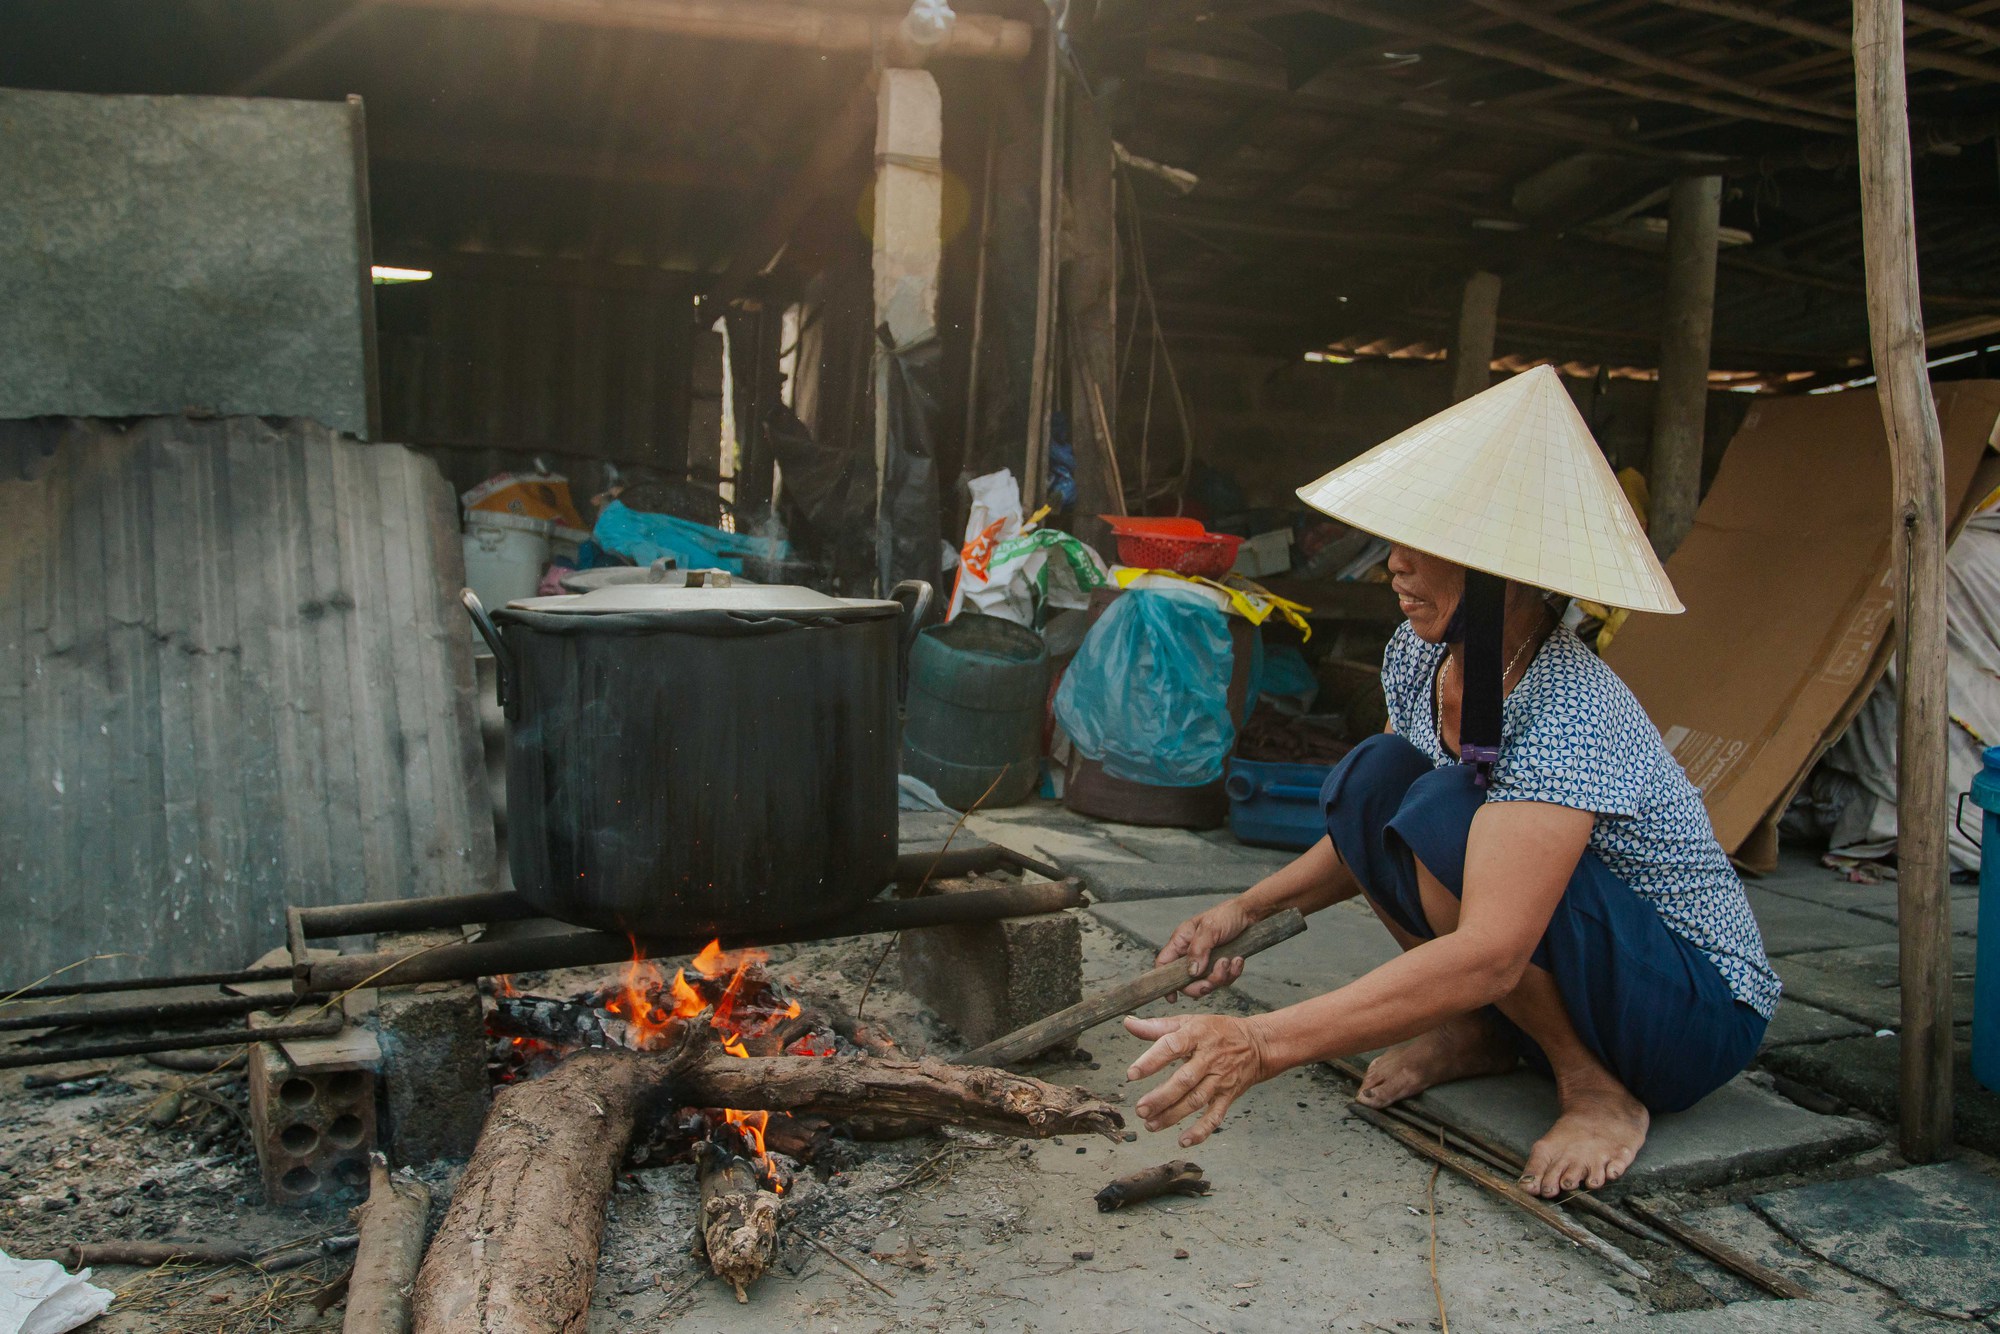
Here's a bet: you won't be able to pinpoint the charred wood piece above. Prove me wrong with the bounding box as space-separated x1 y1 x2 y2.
695 1142 782 1303
488 995 638 1051
1095 1160 1210 1212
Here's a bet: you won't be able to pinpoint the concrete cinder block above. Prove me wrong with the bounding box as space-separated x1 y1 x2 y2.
901 881 1082 1047
247 1034 378 1207
371 981 489 1163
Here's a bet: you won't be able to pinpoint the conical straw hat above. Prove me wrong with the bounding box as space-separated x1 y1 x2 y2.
1295 364 1683 614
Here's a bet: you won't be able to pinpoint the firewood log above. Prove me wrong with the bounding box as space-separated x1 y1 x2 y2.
345 1155 430 1334
410 1020 1119 1334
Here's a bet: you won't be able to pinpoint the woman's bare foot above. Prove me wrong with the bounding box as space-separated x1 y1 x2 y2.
1355 1012 1518 1108
1519 1072 1650 1198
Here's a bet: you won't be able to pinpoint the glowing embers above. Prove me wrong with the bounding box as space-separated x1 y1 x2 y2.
487 938 836 1194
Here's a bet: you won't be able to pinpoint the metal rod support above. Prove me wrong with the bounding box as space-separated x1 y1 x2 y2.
0 1016 346 1071
304 880 1085 994
0 991 333 1034
0 967 295 1004
296 891 542 941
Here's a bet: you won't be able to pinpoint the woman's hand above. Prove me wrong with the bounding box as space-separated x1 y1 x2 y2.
1154 898 1254 1001
1123 1013 1272 1147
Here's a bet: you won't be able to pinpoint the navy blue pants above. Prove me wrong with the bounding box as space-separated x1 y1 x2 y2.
1322 734 1764 1113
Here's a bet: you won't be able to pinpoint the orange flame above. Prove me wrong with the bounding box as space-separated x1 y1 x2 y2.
602 938 819 1192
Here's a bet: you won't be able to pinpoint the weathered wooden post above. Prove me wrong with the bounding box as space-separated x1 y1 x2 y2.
1853 0 1954 1162
1452 271 1502 403
1063 86 1123 549
1647 173 1721 560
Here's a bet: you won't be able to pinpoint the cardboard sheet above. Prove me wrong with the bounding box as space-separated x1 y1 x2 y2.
1605 383 2000 872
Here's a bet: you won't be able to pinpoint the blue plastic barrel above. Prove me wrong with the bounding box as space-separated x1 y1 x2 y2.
1971 746 2000 1092
902 614 1051 810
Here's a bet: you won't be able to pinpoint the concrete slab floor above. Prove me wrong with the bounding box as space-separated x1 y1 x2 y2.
1671 1200 1971 1334
1743 887 1898 956
1760 1000 1869 1050
1751 1160 2000 1319
1090 894 1880 1197
1773 938 1979 1032
1545 1301 1920 1334
1411 1072 1881 1194
1760 1032 2000 1157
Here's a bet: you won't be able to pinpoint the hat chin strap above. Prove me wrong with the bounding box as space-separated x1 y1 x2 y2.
1459 570 1505 787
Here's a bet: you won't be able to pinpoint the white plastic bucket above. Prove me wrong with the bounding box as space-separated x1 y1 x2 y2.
463 512 553 642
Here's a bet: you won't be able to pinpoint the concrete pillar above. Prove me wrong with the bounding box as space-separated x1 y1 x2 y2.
1452 271 1502 402
871 67 944 588
1647 174 1722 560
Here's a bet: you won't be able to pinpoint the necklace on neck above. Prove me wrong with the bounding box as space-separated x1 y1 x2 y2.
1436 613 1548 711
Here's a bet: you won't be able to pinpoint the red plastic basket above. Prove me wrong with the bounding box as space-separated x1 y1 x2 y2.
1104 517 1244 578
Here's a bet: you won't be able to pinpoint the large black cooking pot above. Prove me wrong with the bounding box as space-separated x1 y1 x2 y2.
464 578 931 937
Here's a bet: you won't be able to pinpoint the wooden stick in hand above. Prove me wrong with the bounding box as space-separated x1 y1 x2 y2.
954 909 1307 1068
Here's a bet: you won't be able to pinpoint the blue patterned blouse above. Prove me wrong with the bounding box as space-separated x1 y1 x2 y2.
1380 622 1781 1019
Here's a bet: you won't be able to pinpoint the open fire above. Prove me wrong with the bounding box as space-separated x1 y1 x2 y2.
489 939 844 1191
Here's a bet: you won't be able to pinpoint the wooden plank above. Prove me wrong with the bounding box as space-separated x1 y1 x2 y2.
0 431 41 964
45 427 86 966
99 423 160 967
1296 0 1849 133
369 443 442 900
390 444 490 897
147 427 205 977
1853 0 1955 1163
381 0 1032 60
187 425 252 964
331 437 408 907
295 433 356 902
222 420 292 959
1462 0 1854 121
1659 0 2000 83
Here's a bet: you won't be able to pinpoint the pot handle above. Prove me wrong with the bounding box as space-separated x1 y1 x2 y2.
888 579 934 703
460 588 513 714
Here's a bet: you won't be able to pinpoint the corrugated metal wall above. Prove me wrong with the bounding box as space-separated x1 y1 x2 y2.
375 262 694 469
0 416 495 981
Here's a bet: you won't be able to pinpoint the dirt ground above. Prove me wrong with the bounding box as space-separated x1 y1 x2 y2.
0 914 1934 1333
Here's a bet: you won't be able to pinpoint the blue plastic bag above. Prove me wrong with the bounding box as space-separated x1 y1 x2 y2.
592 500 789 576
1054 589 1237 787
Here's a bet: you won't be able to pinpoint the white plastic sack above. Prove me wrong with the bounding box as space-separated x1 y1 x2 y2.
0 1250 112 1334
1816 507 2000 872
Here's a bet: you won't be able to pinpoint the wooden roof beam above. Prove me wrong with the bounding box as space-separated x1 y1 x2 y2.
1288 0 1851 133
1904 3 2000 48
1654 0 2000 83
380 0 1034 60
1141 47 1697 160
1142 199 1472 248
371 130 772 192
1461 0 1852 120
